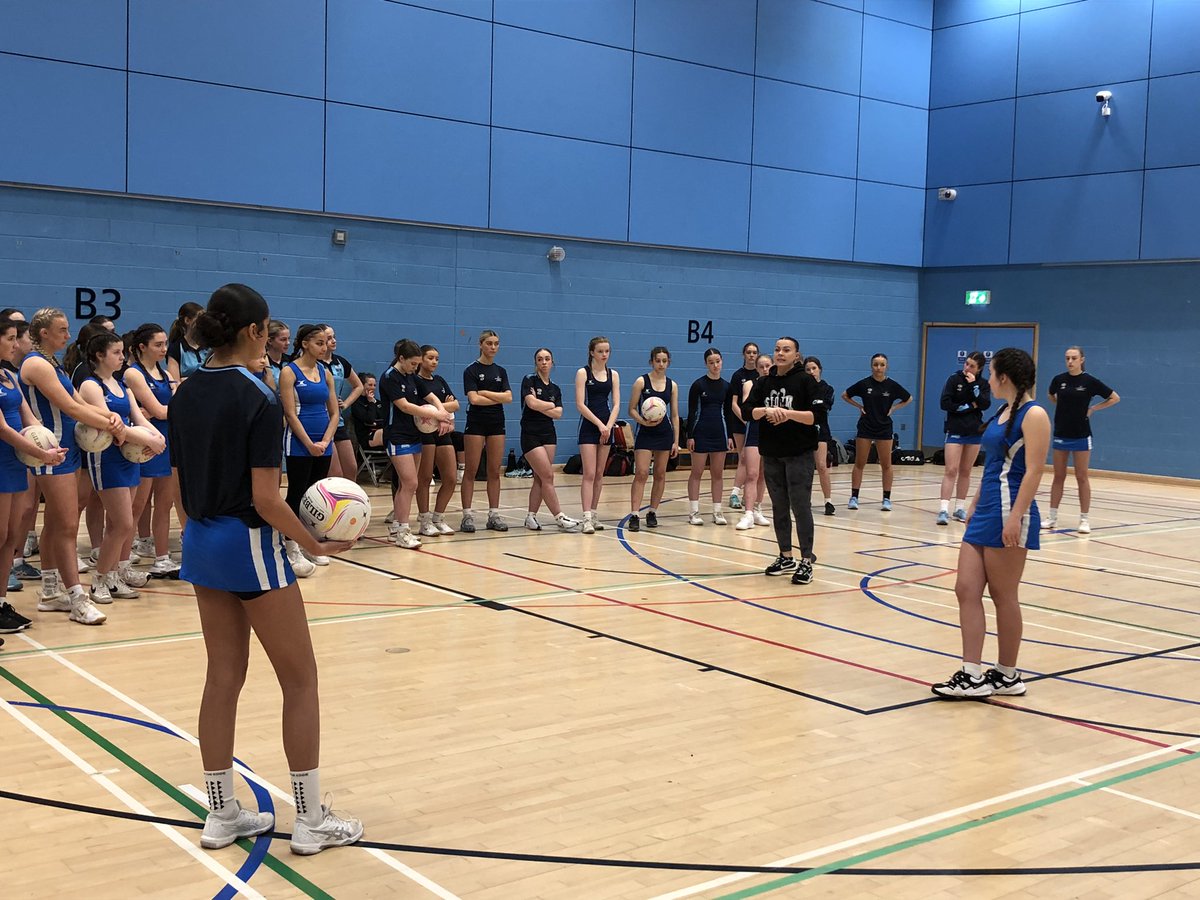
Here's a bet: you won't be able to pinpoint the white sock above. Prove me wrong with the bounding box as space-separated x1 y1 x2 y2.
955 501 966 513
1048 507 1058 521
689 500 700 514
291 769 323 825
432 511 444 523
997 664 1018 679
67 583 85 602
204 769 237 819
156 555 170 563
13 556 24 566
42 567 59 591
823 494 832 503
731 486 741 498
962 661 983 679
939 500 949 513
462 508 473 517
488 508 499 517
712 503 723 515
1079 514 1089 522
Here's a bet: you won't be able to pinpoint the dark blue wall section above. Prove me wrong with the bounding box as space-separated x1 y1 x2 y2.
635 0 757 73
867 0 933 28
1146 73 1200 169
861 16 932 107
128 76 324 211
752 80 859 178
493 0 634 48
0 0 126 68
926 100 1014 186
0 56 126 193
929 16 1019 107
629 151 750 252
1009 171 1144 264
749 170 856 261
324 103 489 228
1152 0 1200 76
923 183 1011 267
129 0 325 97
756 0 863 94
1013 82 1147 180
922 263 1198 478
490 131 629 242
855 184 925 265
492 26 632 146
632 56 754 163
934 0 1019 29
1016 0 1151 95
1141 167 1200 260
858 100 927 188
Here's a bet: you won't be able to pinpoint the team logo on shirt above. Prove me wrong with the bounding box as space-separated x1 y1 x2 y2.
765 389 793 409
478 373 486 382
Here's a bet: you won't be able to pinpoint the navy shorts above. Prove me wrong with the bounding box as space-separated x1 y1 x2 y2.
856 424 894 442
181 516 296 594
421 430 455 447
521 431 556 456
946 432 983 446
464 416 505 437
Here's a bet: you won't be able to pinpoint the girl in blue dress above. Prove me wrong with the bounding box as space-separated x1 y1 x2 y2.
686 348 733 525
932 348 1049 700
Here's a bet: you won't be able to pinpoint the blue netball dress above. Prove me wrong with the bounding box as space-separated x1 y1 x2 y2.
687 375 730 453
963 403 1042 550
284 361 332 457
85 377 141 490
578 367 614 445
0 370 30 492
20 351 81 476
634 374 675 452
131 361 173 478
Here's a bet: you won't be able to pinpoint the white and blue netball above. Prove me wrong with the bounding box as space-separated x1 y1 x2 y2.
300 476 372 542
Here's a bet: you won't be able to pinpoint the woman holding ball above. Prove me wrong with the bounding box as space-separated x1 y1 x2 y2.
626 346 679 532
171 283 362 855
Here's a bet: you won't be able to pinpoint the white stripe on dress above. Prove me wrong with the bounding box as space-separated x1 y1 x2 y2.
271 530 288 586
247 526 271 591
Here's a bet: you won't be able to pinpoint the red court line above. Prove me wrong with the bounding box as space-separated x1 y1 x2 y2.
1087 539 1200 565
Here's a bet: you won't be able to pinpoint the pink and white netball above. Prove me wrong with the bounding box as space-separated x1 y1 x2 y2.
75 422 114 454
300 477 371 542
641 396 667 424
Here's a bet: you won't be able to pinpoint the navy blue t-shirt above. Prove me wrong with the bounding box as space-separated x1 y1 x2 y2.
1048 372 1113 439
521 374 561 439
380 366 423 445
464 361 510 427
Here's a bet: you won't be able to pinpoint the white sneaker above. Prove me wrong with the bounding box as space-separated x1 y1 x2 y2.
37 593 71 612
1042 518 1057 531
118 562 149 588
591 517 605 531
713 510 727 525
395 528 422 550
77 555 93 572
1078 519 1091 534
286 545 316 578
432 513 454 535
90 578 114 605
69 596 107 625
107 571 140 600
131 537 155 561
149 557 182 577
418 513 439 537
735 512 755 530
581 512 595 535
524 513 542 531
290 799 363 856
688 511 703 526
22 534 38 559
384 510 395 525
200 801 275 850
556 514 582 533
302 549 330 566
88 548 101 566
752 509 771 526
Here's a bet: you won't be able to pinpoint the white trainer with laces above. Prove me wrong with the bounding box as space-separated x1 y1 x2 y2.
69 596 107 626
712 510 727 525
107 571 140 600
89 578 114 605
1078 519 1091 534
395 528 422 550
302 549 330 566
149 556 181 577
555 514 582 533
118 562 149 588
752 509 771 526
687 511 703 526
735 512 754 530
286 544 316 578
201 802 275 849
290 798 363 855
432 513 454 535
418 513 439 537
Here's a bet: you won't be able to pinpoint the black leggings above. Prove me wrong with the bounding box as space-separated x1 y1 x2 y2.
285 454 332 516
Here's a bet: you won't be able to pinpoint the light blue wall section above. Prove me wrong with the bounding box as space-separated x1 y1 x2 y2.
921 263 1199 478
0 186 921 460
0 0 930 267
926 0 1200 266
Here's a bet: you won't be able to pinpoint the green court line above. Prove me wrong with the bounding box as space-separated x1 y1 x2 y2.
0 664 333 899
715 745 1200 898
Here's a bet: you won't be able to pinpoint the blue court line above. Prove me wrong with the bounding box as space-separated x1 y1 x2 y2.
9 701 273 899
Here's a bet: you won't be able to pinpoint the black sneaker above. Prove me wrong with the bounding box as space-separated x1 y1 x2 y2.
824 501 835 517
931 669 993 699
627 514 640 532
646 510 658 528
0 601 31 633
765 555 798 577
984 668 1027 696
790 560 813 585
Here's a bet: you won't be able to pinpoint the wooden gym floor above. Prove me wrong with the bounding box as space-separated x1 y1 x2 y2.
3 463 1199 899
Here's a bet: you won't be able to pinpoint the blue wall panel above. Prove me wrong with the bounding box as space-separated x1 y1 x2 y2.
129 0 325 97
922 182 1012 266
1141 166 1200 260
1009 171 1143 263
0 0 126 68
1146 73 1200 169
324 103 489 228
493 0 634 48
858 100 927 187
855 183 924 265
930 15 1018 107
629 151 749 252
0 55 126 193
752 80 859 178
1016 0 1152 95
492 27 631 146
933 0 1018 29
128 75 323 210
926 100 1014 185
749 169 856 261
756 0 862 94
632 55 753 163
861 16 932 107
1013 83 1147 180
635 0 757 73
401 0 492 20
326 0 491 124
490 130 629 242
866 0 933 29
1151 0 1200 77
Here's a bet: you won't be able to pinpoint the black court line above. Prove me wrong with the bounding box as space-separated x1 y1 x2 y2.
5 789 1199 877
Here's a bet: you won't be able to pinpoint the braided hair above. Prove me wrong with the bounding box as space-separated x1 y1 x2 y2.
990 347 1036 445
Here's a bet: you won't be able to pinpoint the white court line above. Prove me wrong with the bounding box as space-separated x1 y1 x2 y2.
649 736 1200 899
15 632 463 900
1074 779 1200 823
0 694 264 899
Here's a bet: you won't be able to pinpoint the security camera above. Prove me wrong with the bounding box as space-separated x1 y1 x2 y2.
938 188 957 201
1096 90 1112 102
547 245 566 262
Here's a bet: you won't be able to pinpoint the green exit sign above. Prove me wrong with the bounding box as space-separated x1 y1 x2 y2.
965 290 991 306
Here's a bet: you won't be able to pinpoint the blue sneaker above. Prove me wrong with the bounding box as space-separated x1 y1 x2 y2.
847 496 859 510
7 572 21 592
936 510 949 526
729 491 742 510
952 508 967 523
881 498 893 512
